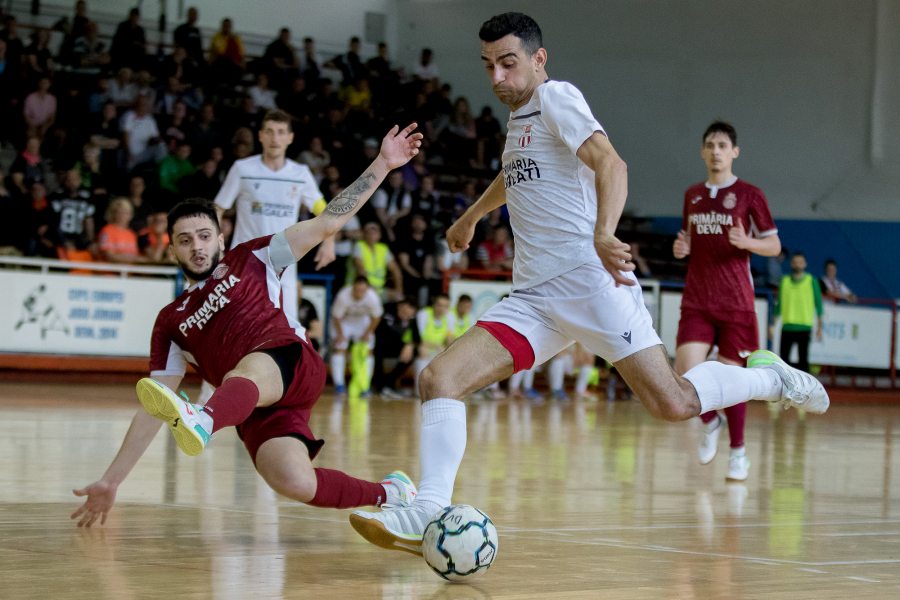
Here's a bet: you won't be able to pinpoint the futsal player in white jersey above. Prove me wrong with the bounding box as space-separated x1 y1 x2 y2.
215 109 336 324
350 12 830 554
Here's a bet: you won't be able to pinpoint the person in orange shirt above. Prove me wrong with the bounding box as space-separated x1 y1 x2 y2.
98 197 144 263
138 209 172 263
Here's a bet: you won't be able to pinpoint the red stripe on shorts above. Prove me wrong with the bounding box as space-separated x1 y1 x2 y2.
475 321 535 373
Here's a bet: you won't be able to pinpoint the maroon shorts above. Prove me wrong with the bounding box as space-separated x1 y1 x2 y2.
676 307 758 365
236 338 327 465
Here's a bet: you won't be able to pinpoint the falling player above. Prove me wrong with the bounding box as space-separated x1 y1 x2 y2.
71 123 423 527
673 121 781 481
349 12 828 554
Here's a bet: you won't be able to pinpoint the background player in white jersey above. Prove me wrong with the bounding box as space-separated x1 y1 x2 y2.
330 275 384 395
215 109 335 324
349 12 829 555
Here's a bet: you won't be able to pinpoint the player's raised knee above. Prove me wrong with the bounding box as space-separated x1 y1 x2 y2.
642 393 696 422
418 359 460 402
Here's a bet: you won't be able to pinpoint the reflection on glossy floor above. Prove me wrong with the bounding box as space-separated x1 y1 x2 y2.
0 382 898 599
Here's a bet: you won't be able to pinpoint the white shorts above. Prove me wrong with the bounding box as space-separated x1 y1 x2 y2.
478 261 661 367
331 318 374 350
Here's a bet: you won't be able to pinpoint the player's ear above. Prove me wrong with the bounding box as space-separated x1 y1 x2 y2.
218 232 225 251
532 48 547 70
733 145 740 158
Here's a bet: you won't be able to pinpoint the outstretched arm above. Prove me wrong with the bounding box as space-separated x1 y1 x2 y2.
71 374 184 527
283 124 422 261
445 172 506 253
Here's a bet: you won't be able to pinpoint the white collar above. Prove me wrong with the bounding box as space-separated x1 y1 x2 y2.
705 175 738 198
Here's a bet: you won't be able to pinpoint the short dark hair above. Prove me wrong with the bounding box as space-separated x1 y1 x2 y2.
399 296 418 309
353 275 370 286
350 36 360 44
703 121 737 146
458 294 473 304
792 251 805 259
167 198 220 238
824 259 837 268
433 293 450 304
262 109 292 131
479 12 543 56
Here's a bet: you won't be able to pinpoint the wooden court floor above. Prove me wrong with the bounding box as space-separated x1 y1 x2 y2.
0 381 898 599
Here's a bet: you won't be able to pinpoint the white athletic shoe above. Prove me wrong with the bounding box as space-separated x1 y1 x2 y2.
747 350 830 414
136 378 211 456
380 471 417 507
726 450 750 482
349 502 436 556
698 413 725 465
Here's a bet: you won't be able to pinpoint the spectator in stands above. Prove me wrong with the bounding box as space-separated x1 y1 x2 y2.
414 293 455 391
410 173 439 221
159 46 198 105
343 76 372 114
235 94 263 132
138 209 170 263
108 67 137 108
0 169 21 255
110 8 146 70
775 252 823 373
476 225 514 272
292 279 323 350
209 18 245 86
413 48 439 82
98 197 140 263
476 105 503 168
121 95 165 170
373 169 412 242
71 21 110 73
0 39 17 144
179 156 221 200
188 103 223 160
23 76 57 141
453 295 473 338
73 143 109 195
50 168 95 251
158 140 196 194
230 127 254 162
329 275 384 396
299 37 321 89
127 175 152 231
319 164 341 200
89 101 121 173
248 73 278 111
23 181 59 258
9 137 53 195
367 42 396 95
60 0 90 61
23 28 54 89
354 221 403 301
86 76 110 115
373 296 420 397
397 213 435 307
298 136 330 181
400 146 429 191
453 179 478 219
820 259 857 303
326 37 364 87
173 7 203 64
160 100 190 145
264 28 300 89
0 16 25 76
134 69 156 106
279 76 312 125
444 97 477 166
157 80 186 120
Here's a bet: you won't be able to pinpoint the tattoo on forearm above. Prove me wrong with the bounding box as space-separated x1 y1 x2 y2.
324 171 378 217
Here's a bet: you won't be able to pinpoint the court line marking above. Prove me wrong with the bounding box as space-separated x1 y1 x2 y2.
797 568 828 573
499 518 900 533
823 532 900 537
847 577 880 582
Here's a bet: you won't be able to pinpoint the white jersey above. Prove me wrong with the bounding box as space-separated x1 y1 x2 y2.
502 80 605 289
331 286 383 328
215 155 325 247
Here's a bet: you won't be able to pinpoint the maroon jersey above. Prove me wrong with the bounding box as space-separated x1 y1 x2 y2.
681 178 776 313
150 236 306 386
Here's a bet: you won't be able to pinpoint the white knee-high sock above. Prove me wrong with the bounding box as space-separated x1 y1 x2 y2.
330 353 346 387
523 367 536 390
366 356 375 381
683 361 782 413
416 398 467 511
549 358 566 392
509 371 524 390
575 366 592 394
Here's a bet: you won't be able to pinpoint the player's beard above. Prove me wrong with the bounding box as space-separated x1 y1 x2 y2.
179 247 222 282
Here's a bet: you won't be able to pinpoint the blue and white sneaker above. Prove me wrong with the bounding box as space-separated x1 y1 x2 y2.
334 384 347 397
552 389 570 402
136 378 211 456
524 388 542 401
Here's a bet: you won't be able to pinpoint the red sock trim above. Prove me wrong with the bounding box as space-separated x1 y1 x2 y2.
309 468 384 509
475 321 535 372
204 377 260 433
699 411 718 424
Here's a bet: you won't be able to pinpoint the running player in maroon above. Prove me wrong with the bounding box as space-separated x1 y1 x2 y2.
71 123 423 527
673 121 781 481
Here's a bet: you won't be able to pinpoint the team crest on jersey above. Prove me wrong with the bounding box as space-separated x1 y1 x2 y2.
251 201 263 214
723 192 737 209
253 182 261 190
212 264 229 280
518 124 533 149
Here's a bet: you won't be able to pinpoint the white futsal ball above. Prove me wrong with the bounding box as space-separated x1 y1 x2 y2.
422 504 498 582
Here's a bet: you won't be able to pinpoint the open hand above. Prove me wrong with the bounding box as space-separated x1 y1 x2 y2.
71 480 118 527
728 218 750 249
380 123 423 170
594 233 636 286
673 231 690 258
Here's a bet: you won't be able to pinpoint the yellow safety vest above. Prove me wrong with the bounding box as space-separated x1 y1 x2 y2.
453 310 471 338
421 307 451 345
357 241 388 292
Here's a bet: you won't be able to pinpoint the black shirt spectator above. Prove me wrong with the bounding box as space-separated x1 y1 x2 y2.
278 77 312 123
10 138 53 193
188 103 223 160
49 169 96 250
179 158 222 200
159 46 198 88
326 37 364 86
372 298 421 393
23 182 60 258
23 29 53 89
71 22 110 72
264 28 299 84
0 16 25 77
110 8 146 70
173 7 204 64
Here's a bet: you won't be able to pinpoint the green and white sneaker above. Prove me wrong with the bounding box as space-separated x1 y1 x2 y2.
747 350 830 414
136 378 212 456
381 471 417 507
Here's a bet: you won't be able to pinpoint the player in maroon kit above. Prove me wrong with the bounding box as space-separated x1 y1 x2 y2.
673 121 781 482
71 123 423 527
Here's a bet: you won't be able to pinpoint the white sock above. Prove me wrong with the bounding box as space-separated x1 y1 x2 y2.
730 446 746 457
523 367 535 390
549 358 565 392
366 356 375 382
683 361 782 413
489 381 499 390
509 371 524 390
416 398 467 511
330 353 346 387
414 358 429 390
575 367 592 394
